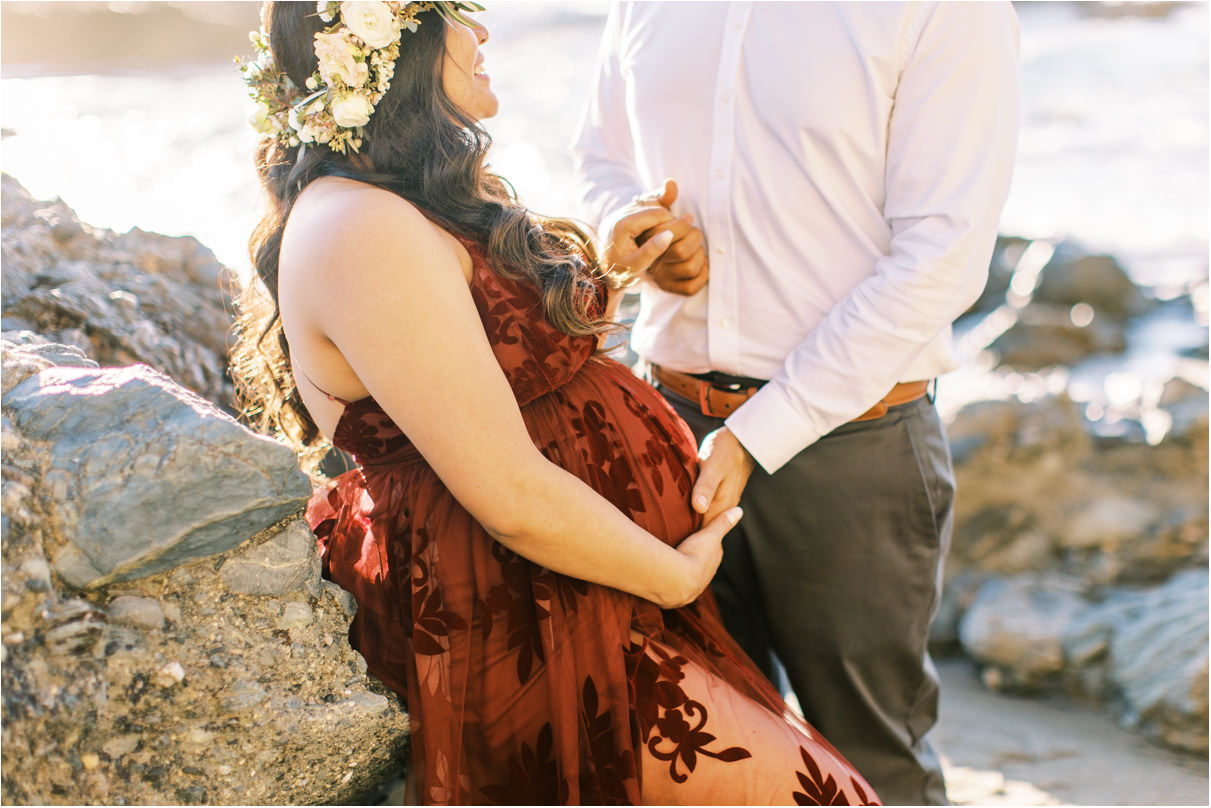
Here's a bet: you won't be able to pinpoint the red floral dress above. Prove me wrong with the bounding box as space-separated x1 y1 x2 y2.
307 239 879 805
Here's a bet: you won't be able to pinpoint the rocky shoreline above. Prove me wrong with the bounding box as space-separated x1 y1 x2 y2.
1 175 1206 803
935 235 1208 757
1 177 409 805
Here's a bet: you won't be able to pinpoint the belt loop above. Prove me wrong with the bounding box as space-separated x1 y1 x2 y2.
927 378 937 405
698 382 713 418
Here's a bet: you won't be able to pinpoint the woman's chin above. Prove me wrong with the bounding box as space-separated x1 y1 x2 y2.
478 96 501 120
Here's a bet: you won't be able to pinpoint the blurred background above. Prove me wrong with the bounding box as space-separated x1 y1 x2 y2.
1 2 1205 281
1 2 1207 805
2 1 1207 416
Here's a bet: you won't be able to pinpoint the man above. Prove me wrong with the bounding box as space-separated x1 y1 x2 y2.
572 3 1019 804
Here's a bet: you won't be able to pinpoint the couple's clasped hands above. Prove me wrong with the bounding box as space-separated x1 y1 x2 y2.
675 425 756 609
601 180 758 606
601 179 709 296
665 430 757 608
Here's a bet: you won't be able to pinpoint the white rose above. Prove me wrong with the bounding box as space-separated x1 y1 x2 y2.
331 93 374 128
314 32 368 88
341 1 398 49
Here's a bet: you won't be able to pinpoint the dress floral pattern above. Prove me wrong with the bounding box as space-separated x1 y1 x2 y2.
307 239 879 805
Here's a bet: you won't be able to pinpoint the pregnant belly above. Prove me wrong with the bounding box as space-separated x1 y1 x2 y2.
521 357 701 546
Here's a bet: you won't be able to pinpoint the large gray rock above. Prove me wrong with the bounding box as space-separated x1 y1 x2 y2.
1 331 98 395
947 391 1207 587
929 570 993 651
1058 496 1160 551
1060 571 1209 753
4 364 310 588
1158 377 1210 440
954 570 1208 755
1107 570 1209 753
989 302 1127 370
945 394 1089 576
958 574 1088 690
1 173 234 407
1033 246 1151 320
1 345 410 805
941 382 1208 757
220 518 323 598
947 393 1091 469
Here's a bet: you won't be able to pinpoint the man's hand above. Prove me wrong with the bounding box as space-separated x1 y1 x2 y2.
632 179 710 296
692 427 757 525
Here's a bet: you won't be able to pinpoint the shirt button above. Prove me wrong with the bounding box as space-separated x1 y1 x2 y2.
719 318 731 329
714 169 725 180
715 245 726 255
720 93 731 103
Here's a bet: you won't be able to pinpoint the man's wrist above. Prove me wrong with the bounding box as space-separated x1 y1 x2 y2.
719 427 756 470
725 387 821 474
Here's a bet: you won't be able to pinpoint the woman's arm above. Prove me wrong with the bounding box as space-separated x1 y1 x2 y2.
280 181 737 609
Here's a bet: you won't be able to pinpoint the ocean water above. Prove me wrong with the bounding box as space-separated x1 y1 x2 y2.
1004 1 1208 290
1 2 1206 289
1 1 1207 424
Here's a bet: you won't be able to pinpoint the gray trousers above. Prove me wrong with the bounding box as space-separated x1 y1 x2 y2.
657 383 954 806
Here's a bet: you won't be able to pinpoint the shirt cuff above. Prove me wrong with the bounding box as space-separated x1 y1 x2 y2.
724 383 823 474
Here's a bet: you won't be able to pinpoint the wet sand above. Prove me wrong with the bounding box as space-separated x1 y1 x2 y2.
934 658 1208 806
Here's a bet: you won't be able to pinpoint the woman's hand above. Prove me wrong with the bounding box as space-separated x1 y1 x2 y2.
600 201 676 288
614 179 710 296
661 507 743 609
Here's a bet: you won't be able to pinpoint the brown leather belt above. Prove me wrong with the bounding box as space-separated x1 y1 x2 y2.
651 364 931 422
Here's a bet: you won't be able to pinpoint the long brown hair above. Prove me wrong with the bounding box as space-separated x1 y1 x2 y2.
230 2 608 467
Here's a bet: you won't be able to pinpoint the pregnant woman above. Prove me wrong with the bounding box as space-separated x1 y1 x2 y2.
231 2 878 804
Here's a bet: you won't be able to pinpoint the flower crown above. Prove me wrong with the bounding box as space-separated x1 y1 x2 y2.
240 1 483 154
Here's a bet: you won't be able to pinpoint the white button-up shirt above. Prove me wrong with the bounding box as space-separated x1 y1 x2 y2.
572 1 1020 472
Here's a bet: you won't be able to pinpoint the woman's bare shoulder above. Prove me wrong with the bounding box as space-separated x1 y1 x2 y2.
284 176 446 269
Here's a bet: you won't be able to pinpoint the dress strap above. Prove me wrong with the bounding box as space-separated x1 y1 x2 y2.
300 371 351 406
